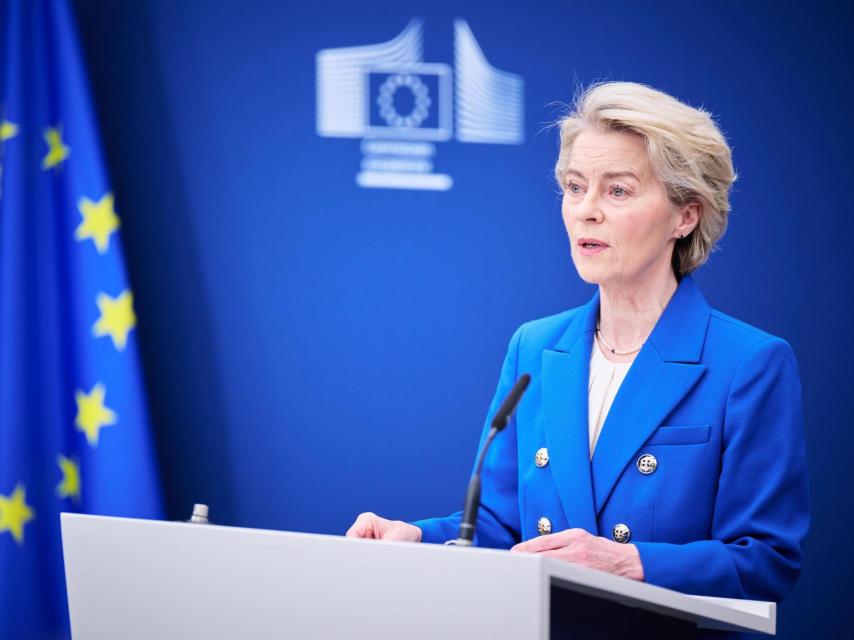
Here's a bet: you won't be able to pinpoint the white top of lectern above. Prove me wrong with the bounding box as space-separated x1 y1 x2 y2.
61 514 775 639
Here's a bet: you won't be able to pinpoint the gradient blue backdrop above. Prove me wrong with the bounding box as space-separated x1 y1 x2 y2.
71 1 854 636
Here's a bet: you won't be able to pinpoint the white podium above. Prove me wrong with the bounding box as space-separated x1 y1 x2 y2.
61 514 775 639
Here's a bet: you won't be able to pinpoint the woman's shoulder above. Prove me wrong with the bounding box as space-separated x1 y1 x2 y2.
699 308 802 392
706 307 795 359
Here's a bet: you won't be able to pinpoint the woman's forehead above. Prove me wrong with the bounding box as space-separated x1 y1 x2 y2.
567 129 651 178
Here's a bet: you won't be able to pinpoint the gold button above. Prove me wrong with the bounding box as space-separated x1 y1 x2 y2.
612 523 631 543
636 453 657 475
537 517 552 535
535 447 549 468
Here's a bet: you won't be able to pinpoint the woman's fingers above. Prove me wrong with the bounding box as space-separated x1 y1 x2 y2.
345 512 380 538
344 513 421 542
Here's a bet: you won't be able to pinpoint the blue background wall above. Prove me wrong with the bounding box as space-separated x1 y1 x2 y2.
71 1 853 636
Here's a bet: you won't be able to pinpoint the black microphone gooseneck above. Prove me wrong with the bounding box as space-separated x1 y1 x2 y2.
454 374 531 547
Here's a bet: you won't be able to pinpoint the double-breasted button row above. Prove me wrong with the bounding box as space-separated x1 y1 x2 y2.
536 450 658 474
534 448 552 535
535 518 629 541
533 449 645 543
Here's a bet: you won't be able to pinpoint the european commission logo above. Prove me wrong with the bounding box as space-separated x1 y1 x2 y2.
316 19 525 191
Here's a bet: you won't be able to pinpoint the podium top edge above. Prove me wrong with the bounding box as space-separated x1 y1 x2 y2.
60 513 775 634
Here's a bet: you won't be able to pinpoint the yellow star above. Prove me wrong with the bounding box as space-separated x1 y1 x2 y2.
56 455 82 503
92 290 136 350
0 483 36 545
0 120 18 142
76 193 120 254
41 125 70 169
75 383 117 446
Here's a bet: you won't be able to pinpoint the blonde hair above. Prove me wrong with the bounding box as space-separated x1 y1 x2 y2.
555 81 737 275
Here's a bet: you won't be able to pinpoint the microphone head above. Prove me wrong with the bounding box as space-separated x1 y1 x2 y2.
491 373 531 431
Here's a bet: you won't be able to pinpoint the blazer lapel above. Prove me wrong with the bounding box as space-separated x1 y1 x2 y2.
590 274 711 516
541 291 599 534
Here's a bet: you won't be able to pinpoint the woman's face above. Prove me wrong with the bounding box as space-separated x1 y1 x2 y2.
561 128 684 288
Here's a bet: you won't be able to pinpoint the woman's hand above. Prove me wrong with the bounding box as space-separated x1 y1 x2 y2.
345 512 422 542
510 528 644 581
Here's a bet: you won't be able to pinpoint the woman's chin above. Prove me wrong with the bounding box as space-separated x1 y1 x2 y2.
573 262 608 286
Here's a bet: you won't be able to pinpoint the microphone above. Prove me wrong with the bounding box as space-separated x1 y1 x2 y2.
454 374 531 547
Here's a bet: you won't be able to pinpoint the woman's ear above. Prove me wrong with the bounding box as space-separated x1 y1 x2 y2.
675 201 701 238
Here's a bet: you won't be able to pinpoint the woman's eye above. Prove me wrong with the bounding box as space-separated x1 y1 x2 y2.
566 181 582 194
611 185 628 198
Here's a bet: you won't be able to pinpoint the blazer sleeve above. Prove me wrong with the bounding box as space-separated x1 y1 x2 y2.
411 324 524 548
634 337 810 601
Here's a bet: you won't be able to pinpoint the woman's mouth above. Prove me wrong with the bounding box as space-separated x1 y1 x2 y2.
577 238 609 256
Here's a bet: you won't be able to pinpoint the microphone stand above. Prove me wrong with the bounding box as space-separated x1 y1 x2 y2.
453 374 531 547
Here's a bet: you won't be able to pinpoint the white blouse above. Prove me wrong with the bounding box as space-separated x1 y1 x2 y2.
588 338 634 459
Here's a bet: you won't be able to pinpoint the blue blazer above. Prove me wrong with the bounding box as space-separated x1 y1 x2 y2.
414 274 809 602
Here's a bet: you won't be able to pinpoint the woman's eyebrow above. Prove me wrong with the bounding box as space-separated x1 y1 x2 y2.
602 170 641 181
565 167 641 181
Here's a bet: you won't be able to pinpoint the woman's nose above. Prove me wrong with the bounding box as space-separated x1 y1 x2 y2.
574 193 604 223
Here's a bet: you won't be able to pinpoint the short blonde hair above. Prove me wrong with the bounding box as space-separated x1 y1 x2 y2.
555 81 736 275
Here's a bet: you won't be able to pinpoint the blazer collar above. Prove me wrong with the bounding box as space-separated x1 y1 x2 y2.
553 273 710 363
541 274 711 530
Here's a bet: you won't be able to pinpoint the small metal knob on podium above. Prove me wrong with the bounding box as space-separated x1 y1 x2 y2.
189 503 209 524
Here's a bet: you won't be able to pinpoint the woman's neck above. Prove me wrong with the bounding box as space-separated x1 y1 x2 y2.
596 269 679 363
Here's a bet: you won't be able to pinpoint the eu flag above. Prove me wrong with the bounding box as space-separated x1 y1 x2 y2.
0 0 163 637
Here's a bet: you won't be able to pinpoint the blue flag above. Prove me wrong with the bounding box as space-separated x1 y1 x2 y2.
0 1 163 637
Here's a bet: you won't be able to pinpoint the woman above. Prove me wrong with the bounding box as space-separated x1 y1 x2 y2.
346 82 809 603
